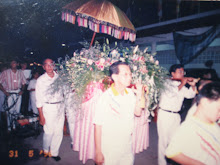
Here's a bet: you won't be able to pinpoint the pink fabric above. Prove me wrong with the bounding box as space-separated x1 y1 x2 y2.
73 82 104 164
72 82 149 164
83 82 104 103
132 109 149 154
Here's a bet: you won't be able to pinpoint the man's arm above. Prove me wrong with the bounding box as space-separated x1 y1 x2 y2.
38 107 45 126
178 77 188 91
94 125 104 165
170 153 205 165
0 83 9 96
179 77 197 91
187 78 197 91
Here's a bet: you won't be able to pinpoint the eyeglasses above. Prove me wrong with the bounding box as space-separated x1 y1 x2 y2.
44 62 55 67
176 70 185 75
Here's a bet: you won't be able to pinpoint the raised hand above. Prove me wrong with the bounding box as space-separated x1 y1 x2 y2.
132 77 143 97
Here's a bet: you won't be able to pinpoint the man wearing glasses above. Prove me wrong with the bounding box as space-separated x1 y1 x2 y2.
36 58 64 161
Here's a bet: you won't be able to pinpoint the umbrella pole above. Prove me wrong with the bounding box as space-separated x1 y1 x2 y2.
89 32 96 48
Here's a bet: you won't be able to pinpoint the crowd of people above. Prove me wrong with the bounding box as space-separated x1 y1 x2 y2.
0 58 220 164
0 59 42 131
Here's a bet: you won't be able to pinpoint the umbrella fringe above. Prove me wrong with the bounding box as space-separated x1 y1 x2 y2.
62 11 136 42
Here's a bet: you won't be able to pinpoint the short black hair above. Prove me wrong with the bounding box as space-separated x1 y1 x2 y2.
169 64 184 75
32 69 40 75
196 81 220 105
109 61 129 77
42 58 53 65
10 59 18 63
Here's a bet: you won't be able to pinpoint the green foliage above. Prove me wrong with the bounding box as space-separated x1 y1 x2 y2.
51 40 169 117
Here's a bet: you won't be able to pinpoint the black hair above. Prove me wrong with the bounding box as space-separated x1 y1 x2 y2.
20 60 28 64
42 58 53 65
32 69 40 75
196 81 220 105
10 58 18 63
109 61 129 77
169 64 184 75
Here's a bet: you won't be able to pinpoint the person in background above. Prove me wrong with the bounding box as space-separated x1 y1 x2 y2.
0 59 26 130
185 79 212 120
20 61 31 83
94 61 143 165
166 82 220 165
20 61 31 115
157 64 197 165
35 58 64 161
27 70 40 114
0 64 8 127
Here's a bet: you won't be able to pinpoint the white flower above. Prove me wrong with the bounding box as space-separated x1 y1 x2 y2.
120 57 125 62
144 47 148 53
87 59 93 65
133 66 137 71
100 58 105 64
133 45 139 54
150 56 154 62
148 75 155 87
111 50 118 58
100 52 105 57
155 60 159 65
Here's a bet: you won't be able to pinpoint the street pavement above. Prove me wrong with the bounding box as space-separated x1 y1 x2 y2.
1 121 158 165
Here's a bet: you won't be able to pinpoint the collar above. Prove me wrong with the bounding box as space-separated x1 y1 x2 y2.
45 71 57 79
10 68 17 73
192 116 215 126
111 83 128 96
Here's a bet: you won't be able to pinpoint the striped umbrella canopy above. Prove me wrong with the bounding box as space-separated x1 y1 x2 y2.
61 0 136 46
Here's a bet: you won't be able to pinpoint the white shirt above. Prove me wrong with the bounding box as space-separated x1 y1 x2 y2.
94 86 136 150
22 69 31 85
166 116 220 165
159 79 196 112
28 79 37 96
35 72 63 108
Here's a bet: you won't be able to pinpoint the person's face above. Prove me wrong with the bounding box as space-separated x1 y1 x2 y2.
10 61 18 69
21 63 27 69
171 68 184 79
43 59 54 74
201 98 220 123
33 72 39 79
114 65 132 87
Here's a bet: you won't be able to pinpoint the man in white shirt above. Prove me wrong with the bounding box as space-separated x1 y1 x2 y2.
35 58 64 161
94 61 143 165
157 64 196 165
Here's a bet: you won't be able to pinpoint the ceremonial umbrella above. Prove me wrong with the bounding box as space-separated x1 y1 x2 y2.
61 0 136 47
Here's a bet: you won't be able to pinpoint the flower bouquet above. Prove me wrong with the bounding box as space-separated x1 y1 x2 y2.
52 40 168 120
